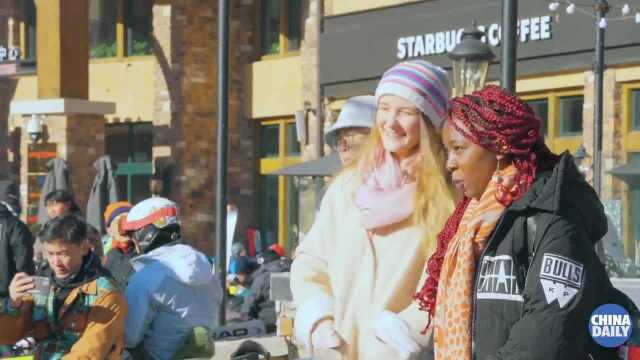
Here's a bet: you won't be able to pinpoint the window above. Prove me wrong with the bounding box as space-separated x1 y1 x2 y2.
526 99 548 138
632 89 640 131
286 177 300 254
90 0 118 58
20 0 36 61
106 122 153 204
286 122 301 156
258 118 302 253
287 0 302 52
126 0 153 56
521 90 583 155
260 0 303 57
260 124 279 158
261 0 280 55
259 175 279 248
559 95 584 136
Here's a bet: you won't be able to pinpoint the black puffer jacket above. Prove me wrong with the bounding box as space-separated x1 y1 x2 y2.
0 203 35 298
471 153 627 360
240 258 291 325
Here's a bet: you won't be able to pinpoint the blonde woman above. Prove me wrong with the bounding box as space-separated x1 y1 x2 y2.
291 60 455 359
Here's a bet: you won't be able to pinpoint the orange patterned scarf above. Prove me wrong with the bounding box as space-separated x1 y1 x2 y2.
433 165 518 360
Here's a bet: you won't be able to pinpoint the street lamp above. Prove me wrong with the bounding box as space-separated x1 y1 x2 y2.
448 26 495 96
592 0 610 197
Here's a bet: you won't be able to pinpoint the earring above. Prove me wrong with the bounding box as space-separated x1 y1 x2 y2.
494 158 519 207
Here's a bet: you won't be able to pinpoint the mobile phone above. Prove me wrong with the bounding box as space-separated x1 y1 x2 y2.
27 276 50 295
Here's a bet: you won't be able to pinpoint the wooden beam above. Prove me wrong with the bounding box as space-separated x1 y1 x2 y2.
37 0 89 99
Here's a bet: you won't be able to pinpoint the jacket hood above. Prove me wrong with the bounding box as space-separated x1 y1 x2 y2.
131 243 214 285
512 152 607 244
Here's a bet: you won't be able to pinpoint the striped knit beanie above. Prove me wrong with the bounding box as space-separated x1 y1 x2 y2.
375 60 451 129
104 201 132 228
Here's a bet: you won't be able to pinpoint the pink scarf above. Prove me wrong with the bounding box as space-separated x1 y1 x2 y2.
354 150 416 230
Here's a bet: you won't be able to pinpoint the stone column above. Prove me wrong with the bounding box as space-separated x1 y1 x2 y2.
301 0 322 161
583 69 622 201
37 0 89 99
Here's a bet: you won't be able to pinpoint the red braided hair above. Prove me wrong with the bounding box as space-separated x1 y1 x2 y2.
414 85 560 328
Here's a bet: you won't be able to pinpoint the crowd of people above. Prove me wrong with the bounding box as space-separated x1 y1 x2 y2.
0 178 293 359
0 185 294 359
0 58 637 360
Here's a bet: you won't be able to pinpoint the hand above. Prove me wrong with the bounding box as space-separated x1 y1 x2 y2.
311 319 341 350
9 273 34 308
374 310 420 360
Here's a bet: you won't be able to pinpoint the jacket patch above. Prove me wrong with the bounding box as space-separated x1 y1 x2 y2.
476 255 523 302
539 253 583 308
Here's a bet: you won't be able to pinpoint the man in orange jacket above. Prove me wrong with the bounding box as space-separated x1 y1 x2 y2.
0 215 127 359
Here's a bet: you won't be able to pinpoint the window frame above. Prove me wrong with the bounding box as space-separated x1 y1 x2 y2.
257 0 302 60
123 0 154 57
520 88 584 154
621 83 640 260
258 118 302 252
622 82 640 152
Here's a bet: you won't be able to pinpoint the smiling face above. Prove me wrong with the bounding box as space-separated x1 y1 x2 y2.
442 118 498 200
376 95 422 160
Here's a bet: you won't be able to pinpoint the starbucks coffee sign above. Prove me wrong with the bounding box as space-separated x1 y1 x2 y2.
396 15 553 60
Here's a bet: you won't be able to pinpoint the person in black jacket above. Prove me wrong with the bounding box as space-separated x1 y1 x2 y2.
0 180 34 299
240 245 291 330
417 85 626 360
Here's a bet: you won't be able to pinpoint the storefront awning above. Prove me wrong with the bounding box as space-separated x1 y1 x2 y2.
270 152 341 177
609 162 640 188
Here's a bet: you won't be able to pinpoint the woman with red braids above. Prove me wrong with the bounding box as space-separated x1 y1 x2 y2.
416 85 624 360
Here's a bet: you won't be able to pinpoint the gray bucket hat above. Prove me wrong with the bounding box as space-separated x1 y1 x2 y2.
324 95 376 148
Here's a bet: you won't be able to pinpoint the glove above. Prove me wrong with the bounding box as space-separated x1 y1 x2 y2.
374 310 420 360
311 319 341 350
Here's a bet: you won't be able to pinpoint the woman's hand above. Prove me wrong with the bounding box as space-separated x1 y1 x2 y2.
374 310 421 360
311 318 342 350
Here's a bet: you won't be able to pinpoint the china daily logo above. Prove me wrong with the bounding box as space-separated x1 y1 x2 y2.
589 304 632 348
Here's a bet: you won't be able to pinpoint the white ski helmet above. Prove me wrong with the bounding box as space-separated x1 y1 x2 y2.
122 197 181 253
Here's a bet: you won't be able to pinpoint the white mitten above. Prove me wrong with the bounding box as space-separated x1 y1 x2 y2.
311 319 341 350
374 310 420 360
